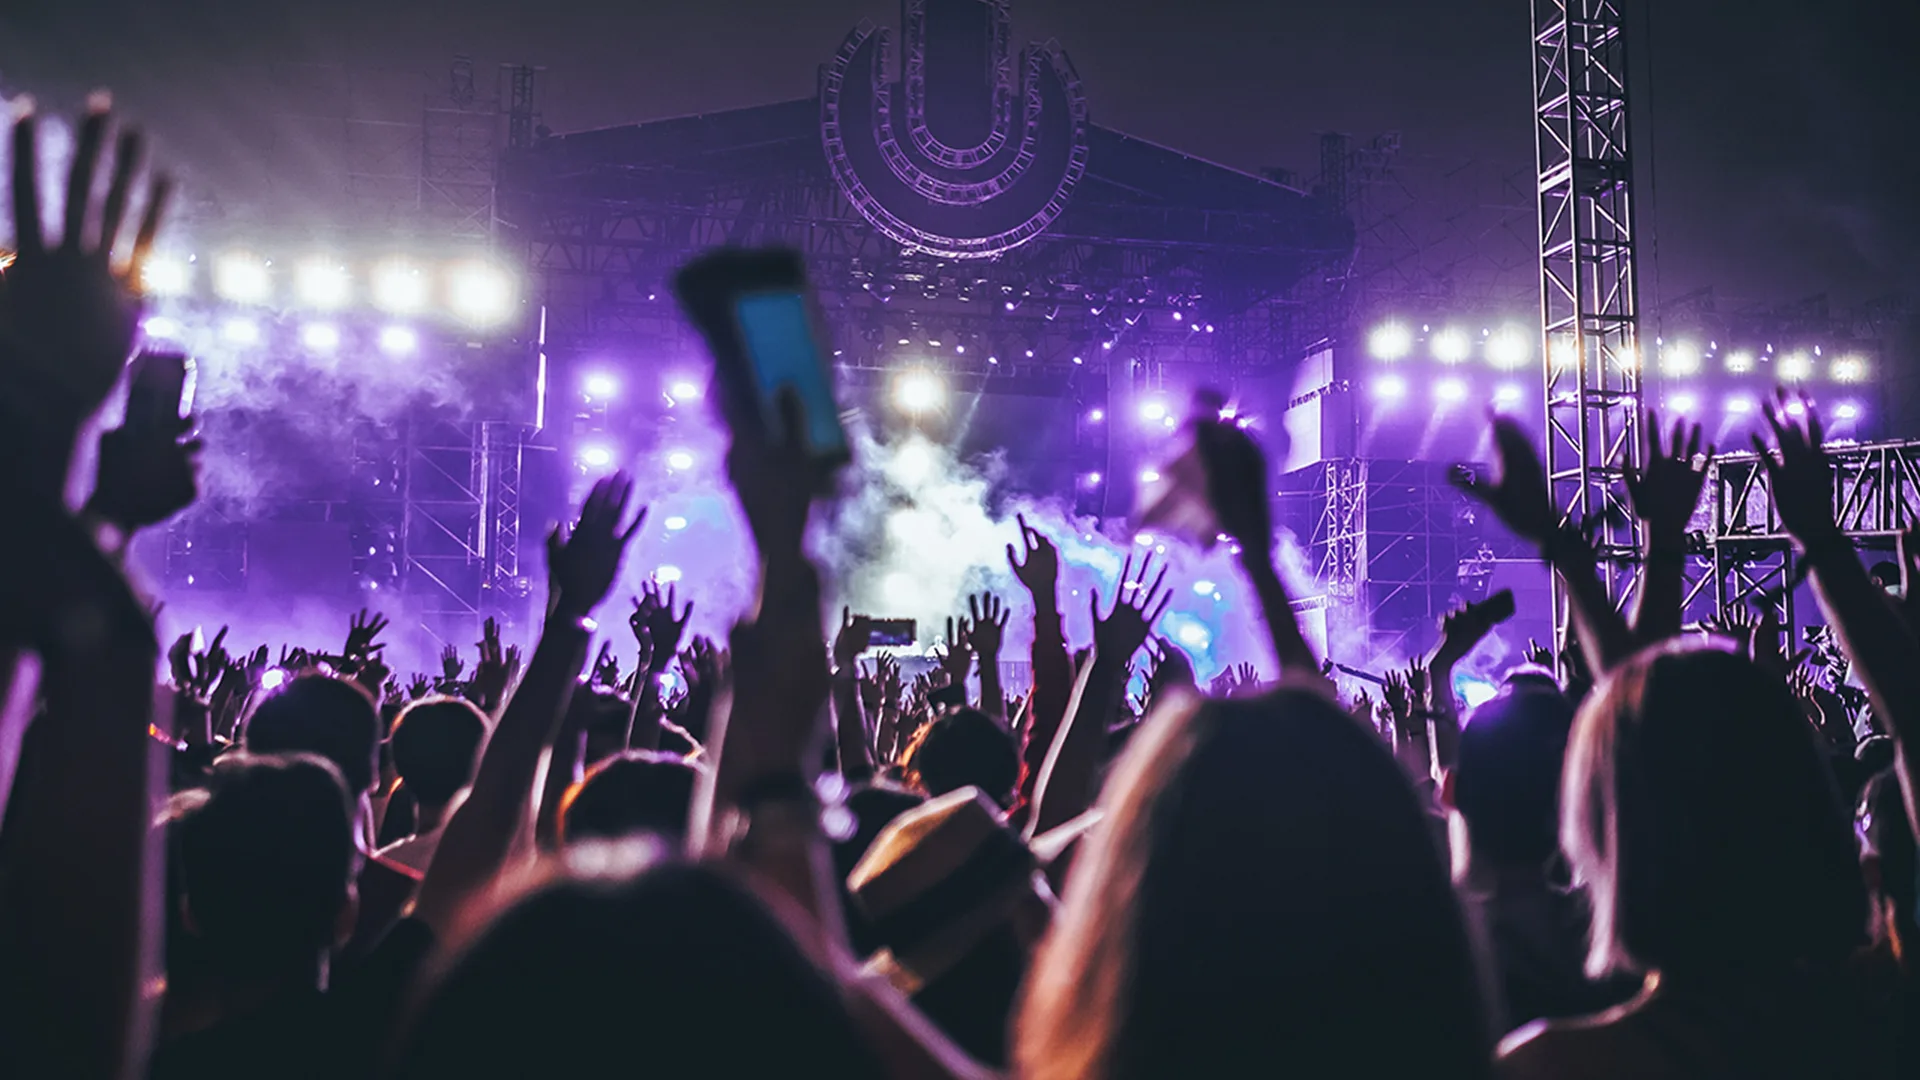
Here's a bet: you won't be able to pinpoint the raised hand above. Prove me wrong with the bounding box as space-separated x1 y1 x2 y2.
2 104 173 449
439 643 465 684
590 641 619 688
85 412 202 532
940 615 975 686
167 632 194 689
1194 408 1274 557
1091 551 1173 667
874 652 903 708
1754 390 1841 549
1432 590 1515 669
1407 663 1431 708
407 673 431 700
1383 668 1411 720
344 608 389 663
1626 409 1711 545
546 472 645 620
639 579 692 665
966 592 1012 660
185 626 230 700
833 607 874 671
1006 513 1061 600
470 616 512 710
1454 415 1556 546
1523 638 1553 668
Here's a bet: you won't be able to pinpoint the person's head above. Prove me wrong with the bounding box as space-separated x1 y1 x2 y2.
388 697 488 808
244 673 381 796
558 750 700 845
848 787 1051 1066
568 684 634 766
173 752 360 983
1563 641 1867 978
1444 682 1575 875
1857 769 1917 958
1017 685 1492 1080
390 849 885 1079
905 707 1018 807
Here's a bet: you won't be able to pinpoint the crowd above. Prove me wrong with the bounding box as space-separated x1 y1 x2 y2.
0 104 1916 1080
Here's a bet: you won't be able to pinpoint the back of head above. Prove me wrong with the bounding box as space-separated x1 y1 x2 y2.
1859 769 1917 927
908 707 1018 806
390 853 885 1079
569 684 634 766
1564 641 1866 977
558 750 700 845
175 753 358 977
1453 683 1575 866
1018 685 1492 1080
245 673 381 795
388 697 488 807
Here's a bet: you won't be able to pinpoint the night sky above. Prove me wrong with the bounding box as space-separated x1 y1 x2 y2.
4 0 1916 316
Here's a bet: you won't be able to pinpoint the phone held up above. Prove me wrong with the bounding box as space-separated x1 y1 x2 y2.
125 350 195 434
673 248 850 481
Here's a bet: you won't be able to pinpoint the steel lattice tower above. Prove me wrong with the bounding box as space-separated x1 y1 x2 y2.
1534 0 1645 640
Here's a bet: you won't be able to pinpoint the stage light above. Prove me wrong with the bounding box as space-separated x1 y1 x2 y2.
1372 373 1408 400
1431 328 1470 363
1493 383 1524 407
1669 392 1699 414
1486 326 1530 369
1659 341 1700 376
260 669 289 691
1834 401 1862 420
664 515 688 531
1456 674 1500 709
1549 338 1577 370
300 323 341 351
1192 579 1216 595
1084 472 1102 487
295 258 351 308
372 259 428 313
987 356 999 365
221 317 261 345
892 369 945 415
583 372 618 398
1726 395 1755 415
448 260 516 327
1435 378 1468 403
1139 468 1162 484
142 315 182 340
668 379 701 400
654 565 683 584
1777 352 1812 380
1139 400 1168 423
1725 351 1755 373
1612 344 1639 371
577 445 614 468
1072 356 1084 365
1088 408 1105 422
378 325 418 357
1832 356 1868 382
213 253 271 304
1784 400 1806 417
666 450 695 471
1368 322 1413 361
141 255 192 297
1174 619 1211 649
1135 533 1155 546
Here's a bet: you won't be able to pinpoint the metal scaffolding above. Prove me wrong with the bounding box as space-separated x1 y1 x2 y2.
1534 0 1646 642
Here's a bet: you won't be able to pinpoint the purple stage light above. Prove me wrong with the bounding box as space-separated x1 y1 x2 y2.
378 325 418 357
1486 327 1530 369
300 323 341 351
1668 392 1699 414
1834 401 1862 420
142 315 182 340
1777 352 1813 380
221 317 261 345
663 515 689 531
1726 395 1756 415
1492 383 1524 408
1431 328 1470 364
1832 356 1868 382
1368 322 1413 361
1372 373 1408 400
666 450 695 471
1139 468 1162 484
654 565 684 584
668 378 700 399
578 445 615 468
1725 351 1756 373
1172 311 1183 322
1139 400 1168 423
1088 408 1105 422
1434 378 1468 403
1085 472 1102 486
583 372 619 398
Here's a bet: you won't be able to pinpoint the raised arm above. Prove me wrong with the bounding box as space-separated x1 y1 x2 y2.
413 473 643 932
1626 410 1711 645
1009 516 1070 811
830 608 875 781
1423 591 1513 771
967 592 1013 721
1196 415 1319 675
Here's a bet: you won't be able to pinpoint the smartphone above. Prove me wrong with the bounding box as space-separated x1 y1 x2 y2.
125 351 194 432
867 618 915 648
673 249 849 466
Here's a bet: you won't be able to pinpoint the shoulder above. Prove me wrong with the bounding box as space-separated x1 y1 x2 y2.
1496 979 1658 1080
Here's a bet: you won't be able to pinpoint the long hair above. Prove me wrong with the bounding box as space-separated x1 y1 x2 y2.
1562 641 1866 977
1016 684 1494 1080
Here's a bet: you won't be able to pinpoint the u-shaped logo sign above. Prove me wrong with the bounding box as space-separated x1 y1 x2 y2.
822 0 1090 259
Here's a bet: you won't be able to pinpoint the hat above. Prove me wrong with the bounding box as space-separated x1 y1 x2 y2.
848 787 1098 995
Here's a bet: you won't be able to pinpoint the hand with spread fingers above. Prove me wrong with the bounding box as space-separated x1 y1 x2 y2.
1092 551 1174 667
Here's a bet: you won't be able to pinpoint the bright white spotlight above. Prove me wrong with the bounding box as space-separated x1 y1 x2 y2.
1669 392 1699 414
1435 378 1468 403
1084 472 1102 487
1549 338 1577 370
1834 401 1862 420
295 258 351 308
142 255 192 297
668 379 700 400
1486 327 1530 369
577 445 614 468
663 515 689 531
1139 400 1169 422
1493 383 1525 407
378 325 418 357
666 450 695 471
1660 341 1701 376
1778 352 1812 380
300 323 341 351
1613 344 1639 371
1368 322 1413 360
1725 351 1755 373
1372 373 1408 400
1139 468 1162 484
1174 620 1211 649
221 317 261 345
1726 395 1756 415
448 260 516 327
260 669 289 691
1192 579 1216 595
1088 408 1105 422
371 259 428 313
1431 328 1470 363
654 565 683 584
141 315 182 340
892 370 946 415
1832 356 1868 382
583 372 619 398
213 253 271 304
